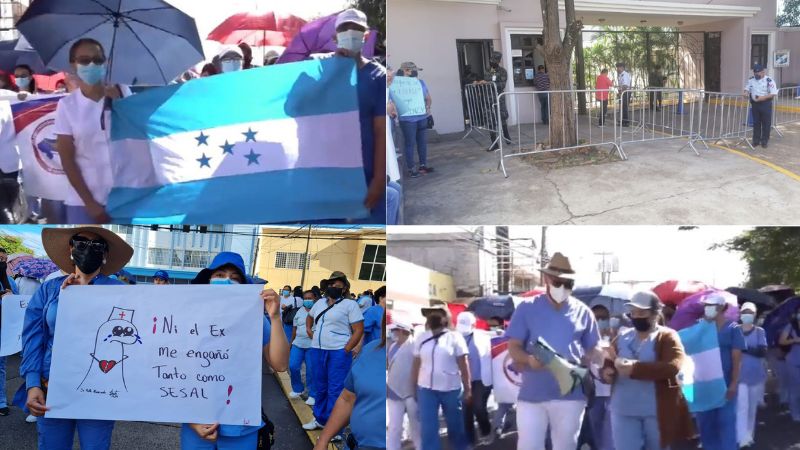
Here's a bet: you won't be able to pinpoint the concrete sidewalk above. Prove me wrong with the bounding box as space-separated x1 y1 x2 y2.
400 123 800 225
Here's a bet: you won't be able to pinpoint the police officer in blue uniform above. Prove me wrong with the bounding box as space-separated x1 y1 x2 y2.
744 63 778 149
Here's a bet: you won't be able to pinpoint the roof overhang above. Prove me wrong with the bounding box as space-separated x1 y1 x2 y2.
560 0 760 27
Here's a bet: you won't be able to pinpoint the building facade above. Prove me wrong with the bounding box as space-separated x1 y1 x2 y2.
0 0 28 41
252 226 386 295
108 225 259 284
388 0 800 134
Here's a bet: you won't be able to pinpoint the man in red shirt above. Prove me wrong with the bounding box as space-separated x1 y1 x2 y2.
595 68 613 127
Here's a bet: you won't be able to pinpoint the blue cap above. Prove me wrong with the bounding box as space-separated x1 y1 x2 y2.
153 270 169 281
191 252 250 284
753 63 764 72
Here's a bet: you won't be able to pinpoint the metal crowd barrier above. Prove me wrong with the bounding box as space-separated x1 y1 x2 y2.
495 88 624 177
773 86 800 133
617 88 703 155
462 82 500 146
694 91 754 150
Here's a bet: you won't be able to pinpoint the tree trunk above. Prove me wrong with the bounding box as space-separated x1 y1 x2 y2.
576 34 587 115
540 0 582 148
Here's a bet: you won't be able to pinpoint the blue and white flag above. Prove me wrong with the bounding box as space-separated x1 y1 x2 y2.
677 321 727 413
108 58 367 224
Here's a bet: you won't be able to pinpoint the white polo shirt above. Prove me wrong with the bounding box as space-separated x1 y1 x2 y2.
53 89 115 206
744 76 778 101
292 307 312 349
309 297 364 350
414 330 469 392
618 71 631 89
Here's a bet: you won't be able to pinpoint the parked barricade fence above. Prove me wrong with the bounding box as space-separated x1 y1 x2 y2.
463 82 500 145
495 88 624 177
694 91 754 150
773 86 800 133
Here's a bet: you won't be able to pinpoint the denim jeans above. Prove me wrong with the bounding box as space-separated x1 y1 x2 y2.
537 93 549 124
387 181 402 225
37 417 115 450
788 364 800 421
399 119 428 170
588 396 613 450
0 355 6 409
696 398 738 450
65 205 97 224
289 344 315 397
418 387 468 450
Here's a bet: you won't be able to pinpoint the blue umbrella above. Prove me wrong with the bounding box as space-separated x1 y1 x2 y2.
16 0 204 85
0 38 50 74
467 295 516 322
572 284 632 316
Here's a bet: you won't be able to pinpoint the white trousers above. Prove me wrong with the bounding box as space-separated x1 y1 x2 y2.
736 382 765 445
387 396 422 450
517 399 586 450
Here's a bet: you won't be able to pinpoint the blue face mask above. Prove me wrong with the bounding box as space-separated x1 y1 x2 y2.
303 300 314 308
741 314 755 325
210 278 239 285
597 319 609 330
282 290 291 297
76 63 106 85
221 60 242 73
358 295 372 307
609 317 621 329
16 76 30 90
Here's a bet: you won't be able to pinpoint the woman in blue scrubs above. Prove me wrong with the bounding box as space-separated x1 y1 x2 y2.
779 304 800 422
182 252 289 449
21 226 133 449
314 311 386 450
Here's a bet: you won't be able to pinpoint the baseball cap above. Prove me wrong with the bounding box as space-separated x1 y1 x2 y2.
740 302 757 313
153 270 169 281
753 63 764 72
626 291 661 310
702 293 727 306
390 321 413 333
400 61 422 72
335 8 368 30
456 312 477 333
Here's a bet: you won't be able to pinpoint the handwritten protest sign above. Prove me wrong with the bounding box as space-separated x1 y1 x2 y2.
0 295 32 356
389 77 427 117
46 285 263 425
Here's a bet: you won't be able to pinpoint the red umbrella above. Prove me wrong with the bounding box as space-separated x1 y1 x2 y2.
447 302 490 331
652 280 710 306
520 288 546 297
207 12 307 47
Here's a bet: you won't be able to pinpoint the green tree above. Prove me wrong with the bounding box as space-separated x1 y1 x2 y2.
351 0 385 44
778 0 800 27
714 227 800 289
0 233 34 255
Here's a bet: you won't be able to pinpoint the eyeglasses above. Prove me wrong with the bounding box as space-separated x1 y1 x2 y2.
551 279 574 289
70 236 108 252
74 56 106 65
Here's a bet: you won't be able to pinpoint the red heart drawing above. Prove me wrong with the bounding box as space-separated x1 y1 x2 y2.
99 360 117 373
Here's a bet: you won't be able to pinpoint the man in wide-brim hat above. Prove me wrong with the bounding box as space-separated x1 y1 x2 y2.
505 252 604 450
19 226 133 446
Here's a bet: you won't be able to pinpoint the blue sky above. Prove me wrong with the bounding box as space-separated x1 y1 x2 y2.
0 225 47 256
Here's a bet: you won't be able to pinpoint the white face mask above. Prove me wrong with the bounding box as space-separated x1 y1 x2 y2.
337 29 365 54
221 59 242 73
704 305 719 320
549 284 570 304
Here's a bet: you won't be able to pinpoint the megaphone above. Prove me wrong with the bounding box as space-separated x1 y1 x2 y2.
531 337 590 396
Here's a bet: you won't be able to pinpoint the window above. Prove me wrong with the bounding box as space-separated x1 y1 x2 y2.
751 35 768 70
511 34 543 87
358 244 386 282
274 252 310 270
184 250 212 268
109 225 132 234
147 248 170 265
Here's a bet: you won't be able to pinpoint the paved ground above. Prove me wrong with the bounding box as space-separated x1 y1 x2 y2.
399 122 800 225
0 354 312 450
419 379 800 450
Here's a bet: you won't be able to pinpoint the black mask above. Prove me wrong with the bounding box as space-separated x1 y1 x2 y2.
71 247 105 274
427 315 445 330
490 62 498 68
326 286 344 299
631 317 652 332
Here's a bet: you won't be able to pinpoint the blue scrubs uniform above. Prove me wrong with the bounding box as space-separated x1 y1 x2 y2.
20 275 122 450
181 317 271 449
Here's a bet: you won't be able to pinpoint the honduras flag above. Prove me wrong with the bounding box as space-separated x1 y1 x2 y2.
108 58 367 224
677 320 727 413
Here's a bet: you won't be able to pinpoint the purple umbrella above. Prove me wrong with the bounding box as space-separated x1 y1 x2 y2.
276 11 377 64
11 258 59 280
670 289 740 331
763 296 800 346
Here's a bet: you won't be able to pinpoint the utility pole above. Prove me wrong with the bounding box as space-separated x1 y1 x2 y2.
540 226 548 270
496 226 510 294
299 225 312 287
595 251 614 285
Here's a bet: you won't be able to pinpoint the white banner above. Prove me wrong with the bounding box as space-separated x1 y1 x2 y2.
1 94 69 200
45 285 263 425
0 294 32 356
490 336 521 404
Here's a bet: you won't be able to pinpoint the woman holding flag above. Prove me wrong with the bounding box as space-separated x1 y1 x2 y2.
21 226 132 449
183 251 289 449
